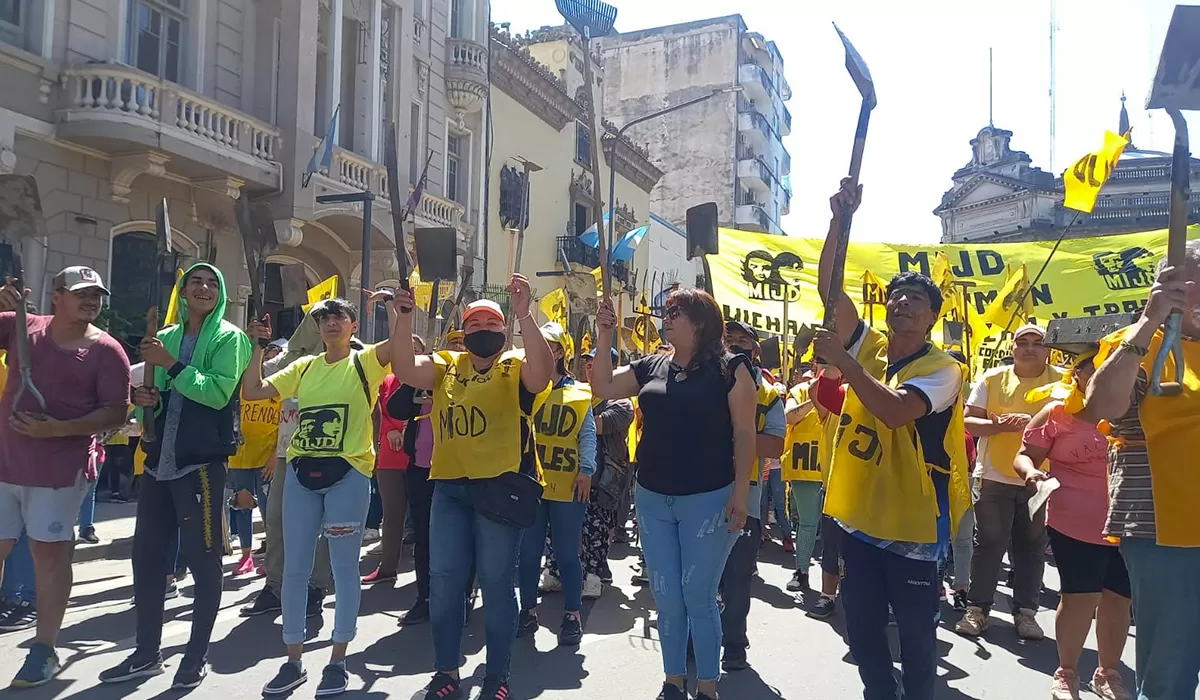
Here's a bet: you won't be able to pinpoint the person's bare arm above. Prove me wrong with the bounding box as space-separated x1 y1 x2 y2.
241 320 281 401
728 363 757 501
1013 404 1053 485
10 406 128 439
511 275 554 394
964 404 1027 437
818 177 864 347
389 290 436 391
785 395 814 425
592 298 640 399
813 328 927 430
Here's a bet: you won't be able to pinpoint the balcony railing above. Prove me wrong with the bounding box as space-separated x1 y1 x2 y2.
334 148 380 192
556 235 630 285
780 104 792 135
413 17 426 47
781 150 791 176
61 64 280 163
446 37 488 116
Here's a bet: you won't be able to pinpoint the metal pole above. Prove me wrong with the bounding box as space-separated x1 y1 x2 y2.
360 193 374 342
781 296 790 383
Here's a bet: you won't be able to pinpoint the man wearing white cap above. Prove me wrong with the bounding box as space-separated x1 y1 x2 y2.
957 323 1064 640
0 266 131 687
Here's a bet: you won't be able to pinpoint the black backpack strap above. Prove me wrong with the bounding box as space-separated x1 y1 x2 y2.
352 352 371 405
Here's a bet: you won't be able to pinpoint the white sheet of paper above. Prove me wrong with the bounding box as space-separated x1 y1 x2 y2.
1027 477 1061 520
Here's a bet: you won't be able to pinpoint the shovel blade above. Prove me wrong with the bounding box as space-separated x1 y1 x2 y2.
833 23 877 111
1147 5 1200 111
155 198 173 256
0 175 46 243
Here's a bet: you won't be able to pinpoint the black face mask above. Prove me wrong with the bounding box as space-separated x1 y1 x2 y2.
464 329 506 358
730 345 755 362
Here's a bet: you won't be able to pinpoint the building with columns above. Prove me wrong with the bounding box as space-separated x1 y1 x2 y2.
935 99 1200 244
0 0 487 346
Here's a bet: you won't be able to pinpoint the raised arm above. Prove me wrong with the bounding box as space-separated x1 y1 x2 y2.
592 297 641 400
510 274 553 394
389 289 436 391
819 178 864 347
241 319 280 401
813 328 932 430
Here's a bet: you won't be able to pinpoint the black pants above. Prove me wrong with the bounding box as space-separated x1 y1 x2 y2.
407 466 434 603
101 443 135 495
719 516 762 660
132 463 226 664
967 479 1047 612
840 532 939 700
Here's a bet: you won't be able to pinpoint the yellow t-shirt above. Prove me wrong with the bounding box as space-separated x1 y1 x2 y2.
0 349 7 397
230 391 282 469
268 344 390 478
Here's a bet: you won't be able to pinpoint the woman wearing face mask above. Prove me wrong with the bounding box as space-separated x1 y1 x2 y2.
590 289 757 700
390 274 553 700
516 322 596 646
1013 354 1133 700
242 297 398 697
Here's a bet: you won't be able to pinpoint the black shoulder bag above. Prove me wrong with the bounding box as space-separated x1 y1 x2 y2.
292 353 371 491
469 410 544 529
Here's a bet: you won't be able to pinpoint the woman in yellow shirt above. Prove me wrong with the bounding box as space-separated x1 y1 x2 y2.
242 297 399 697
390 274 553 700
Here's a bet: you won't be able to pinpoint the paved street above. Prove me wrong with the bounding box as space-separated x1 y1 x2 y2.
0 539 1149 699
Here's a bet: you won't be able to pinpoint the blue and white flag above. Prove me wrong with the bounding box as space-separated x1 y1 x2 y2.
577 212 611 248
303 104 340 188
610 225 649 262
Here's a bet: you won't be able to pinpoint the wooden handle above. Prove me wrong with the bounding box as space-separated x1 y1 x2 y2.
141 306 159 443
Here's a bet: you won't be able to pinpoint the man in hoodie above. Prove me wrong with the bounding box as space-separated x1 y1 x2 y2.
99 263 251 691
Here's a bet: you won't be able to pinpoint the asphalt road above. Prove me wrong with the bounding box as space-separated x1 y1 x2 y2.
0 539 1156 699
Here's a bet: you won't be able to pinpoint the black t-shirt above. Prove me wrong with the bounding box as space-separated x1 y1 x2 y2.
632 352 751 496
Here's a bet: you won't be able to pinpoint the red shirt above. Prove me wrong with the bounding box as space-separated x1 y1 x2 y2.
0 313 131 488
377 375 409 470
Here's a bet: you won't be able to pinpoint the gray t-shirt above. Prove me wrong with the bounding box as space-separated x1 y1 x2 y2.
748 376 787 521
147 335 202 481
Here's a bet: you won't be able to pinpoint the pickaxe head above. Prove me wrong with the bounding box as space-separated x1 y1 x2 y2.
0 175 47 243
1146 5 1200 111
833 23 877 111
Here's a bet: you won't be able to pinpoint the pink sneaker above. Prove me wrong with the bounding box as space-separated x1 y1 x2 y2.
235 554 255 576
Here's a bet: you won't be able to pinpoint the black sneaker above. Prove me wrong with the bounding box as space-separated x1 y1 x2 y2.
240 587 282 617
952 589 968 612
315 664 349 697
262 661 307 695
0 600 37 632
170 659 207 689
78 526 100 544
807 595 837 620
422 672 463 700
631 564 649 586
722 650 749 672
786 568 809 592
599 562 614 584
401 599 430 626
476 676 509 700
307 588 325 618
558 612 582 646
656 682 688 700
98 652 165 684
696 693 717 700
516 609 538 638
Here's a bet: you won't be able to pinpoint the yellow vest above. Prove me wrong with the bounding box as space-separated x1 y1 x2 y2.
231 392 282 469
533 381 593 502
982 365 1064 478
782 383 823 482
754 377 782 484
819 324 889 487
431 350 538 480
627 398 641 463
1105 330 1200 547
824 346 971 544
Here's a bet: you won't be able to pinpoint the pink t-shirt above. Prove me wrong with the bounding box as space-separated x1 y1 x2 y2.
0 313 131 488
1022 403 1112 546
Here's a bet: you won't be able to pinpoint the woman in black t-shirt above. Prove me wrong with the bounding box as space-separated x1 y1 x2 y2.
591 288 756 700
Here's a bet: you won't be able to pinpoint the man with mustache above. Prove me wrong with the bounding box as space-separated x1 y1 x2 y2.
0 266 131 688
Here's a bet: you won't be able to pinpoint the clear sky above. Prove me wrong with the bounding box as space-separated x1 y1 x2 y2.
491 0 1199 243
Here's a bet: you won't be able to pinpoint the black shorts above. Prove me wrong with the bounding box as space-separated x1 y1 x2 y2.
820 514 843 576
1047 527 1131 598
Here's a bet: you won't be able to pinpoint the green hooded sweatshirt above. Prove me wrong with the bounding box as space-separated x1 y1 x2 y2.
144 262 252 469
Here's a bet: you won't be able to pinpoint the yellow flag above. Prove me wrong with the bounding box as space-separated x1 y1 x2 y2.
302 275 340 312
860 268 887 307
1063 131 1131 214
635 292 652 315
581 331 593 356
632 315 660 353
162 269 184 326
539 287 575 358
930 252 960 319
980 264 1034 332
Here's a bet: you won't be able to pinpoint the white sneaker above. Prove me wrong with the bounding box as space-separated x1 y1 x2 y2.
539 570 561 593
362 528 382 544
582 573 603 600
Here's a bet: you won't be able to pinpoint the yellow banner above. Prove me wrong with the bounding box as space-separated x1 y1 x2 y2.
708 224 1198 360
1063 130 1130 214
539 287 575 359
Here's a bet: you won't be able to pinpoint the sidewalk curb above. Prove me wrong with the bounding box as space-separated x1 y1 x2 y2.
73 521 266 564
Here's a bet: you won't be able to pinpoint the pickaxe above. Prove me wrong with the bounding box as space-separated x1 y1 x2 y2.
142 199 174 443
0 175 47 413
236 193 279 348
1145 5 1200 396
822 24 877 336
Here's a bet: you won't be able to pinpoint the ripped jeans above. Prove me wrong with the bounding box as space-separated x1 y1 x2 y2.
281 465 370 646
636 482 739 682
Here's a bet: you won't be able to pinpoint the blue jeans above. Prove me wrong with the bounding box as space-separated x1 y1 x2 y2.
788 480 822 571
429 481 523 680
78 479 97 530
228 468 267 550
281 465 370 646
636 483 739 682
1121 538 1200 700
1 532 35 604
518 498 587 612
759 469 792 539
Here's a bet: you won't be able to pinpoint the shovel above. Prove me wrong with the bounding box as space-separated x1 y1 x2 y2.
0 175 48 412
1145 5 1200 397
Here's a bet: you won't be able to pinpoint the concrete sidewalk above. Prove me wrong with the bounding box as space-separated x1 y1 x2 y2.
75 497 264 564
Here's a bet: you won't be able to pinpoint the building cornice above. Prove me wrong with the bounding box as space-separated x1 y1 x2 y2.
603 132 664 194
490 26 579 130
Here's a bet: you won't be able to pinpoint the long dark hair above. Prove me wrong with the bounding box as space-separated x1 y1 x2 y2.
667 288 727 377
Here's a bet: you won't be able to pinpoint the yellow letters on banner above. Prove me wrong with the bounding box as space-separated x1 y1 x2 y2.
1063 131 1131 214
707 225 1200 363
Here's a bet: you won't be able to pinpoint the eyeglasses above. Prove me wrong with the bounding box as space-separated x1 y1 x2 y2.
664 305 684 321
